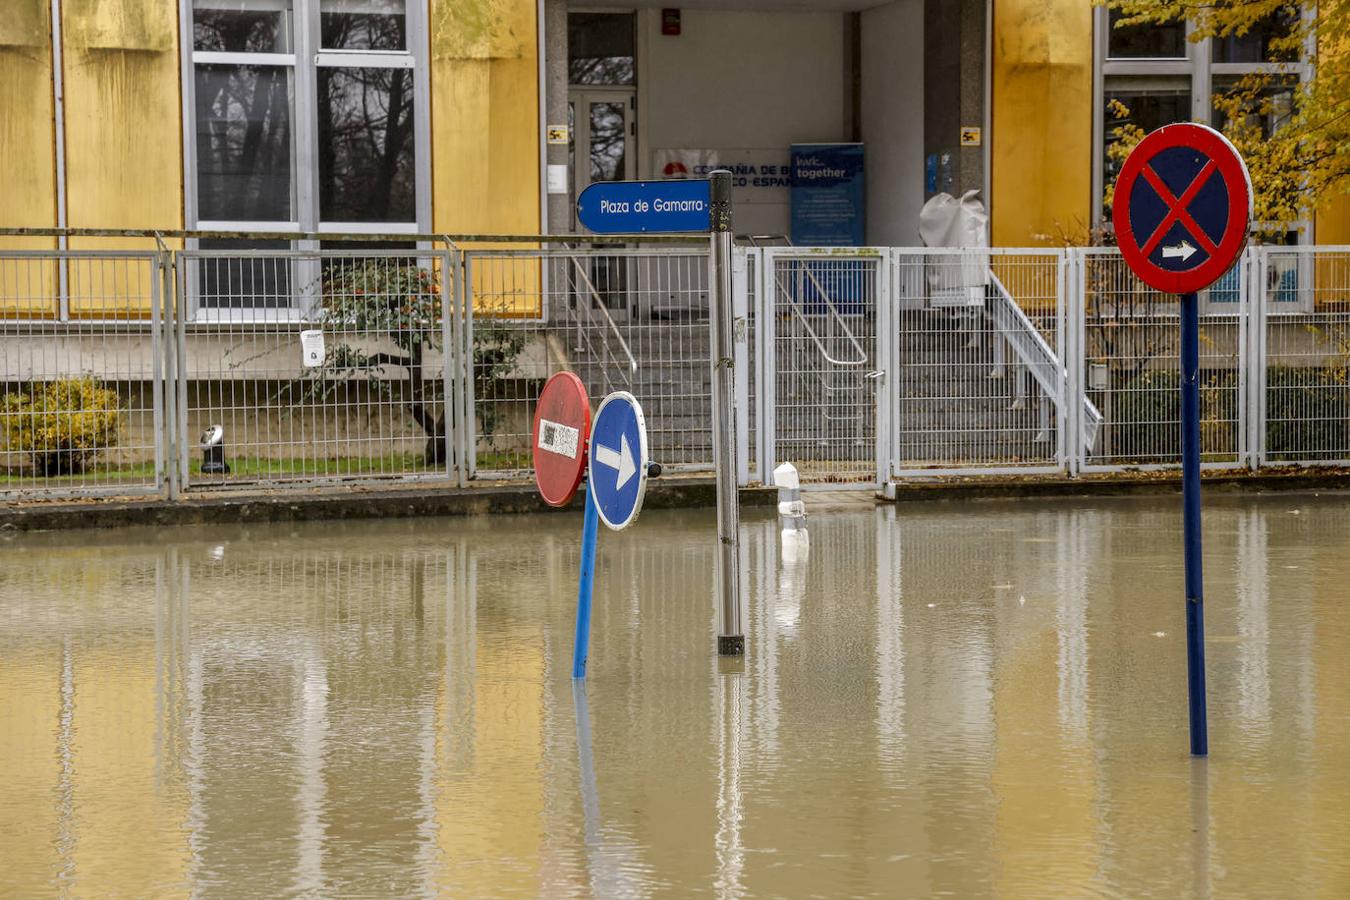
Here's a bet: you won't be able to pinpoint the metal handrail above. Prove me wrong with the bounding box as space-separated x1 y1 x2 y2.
988 273 1103 451
567 255 639 379
749 236 869 368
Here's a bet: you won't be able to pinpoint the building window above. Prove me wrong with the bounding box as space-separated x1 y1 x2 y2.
184 0 426 312
1094 8 1310 242
568 13 635 86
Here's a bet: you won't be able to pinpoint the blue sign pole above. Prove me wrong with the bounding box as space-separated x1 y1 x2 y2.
572 482 600 679
1180 290 1208 756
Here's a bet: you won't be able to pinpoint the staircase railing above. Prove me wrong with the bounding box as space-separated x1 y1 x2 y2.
988 273 1102 451
559 252 638 394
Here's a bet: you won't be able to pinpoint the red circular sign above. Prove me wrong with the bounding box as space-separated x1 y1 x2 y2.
1112 123 1252 295
532 373 591 507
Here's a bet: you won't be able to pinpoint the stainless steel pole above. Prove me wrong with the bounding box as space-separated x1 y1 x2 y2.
709 170 744 655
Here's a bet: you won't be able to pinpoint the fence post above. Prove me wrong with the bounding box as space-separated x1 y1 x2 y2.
758 248 777 486
1249 245 1268 470
732 245 751 487
1064 249 1083 476
159 242 181 500
875 250 894 498
440 241 460 486
461 254 477 482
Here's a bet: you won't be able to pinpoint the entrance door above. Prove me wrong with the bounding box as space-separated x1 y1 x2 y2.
569 88 636 316
569 88 635 211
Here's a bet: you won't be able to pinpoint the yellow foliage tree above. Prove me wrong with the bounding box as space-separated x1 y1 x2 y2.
1 376 122 476
1101 0 1350 228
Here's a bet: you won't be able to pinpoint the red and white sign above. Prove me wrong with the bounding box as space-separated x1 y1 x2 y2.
532 372 591 507
1112 123 1252 295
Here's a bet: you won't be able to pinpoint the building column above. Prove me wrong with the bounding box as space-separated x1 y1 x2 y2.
544 0 571 234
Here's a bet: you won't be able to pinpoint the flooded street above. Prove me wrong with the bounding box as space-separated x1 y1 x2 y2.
3 493 1350 897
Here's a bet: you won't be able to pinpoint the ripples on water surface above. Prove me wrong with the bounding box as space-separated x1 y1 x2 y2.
2 493 1349 897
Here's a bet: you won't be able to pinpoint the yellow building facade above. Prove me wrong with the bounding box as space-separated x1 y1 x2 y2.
1 1 1347 250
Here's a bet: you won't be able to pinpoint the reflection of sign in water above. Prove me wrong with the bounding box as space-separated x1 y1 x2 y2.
790 144 865 246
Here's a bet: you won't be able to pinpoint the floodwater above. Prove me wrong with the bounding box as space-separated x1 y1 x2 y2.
3 493 1350 898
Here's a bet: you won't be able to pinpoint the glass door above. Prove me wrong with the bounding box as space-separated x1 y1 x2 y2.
569 87 635 316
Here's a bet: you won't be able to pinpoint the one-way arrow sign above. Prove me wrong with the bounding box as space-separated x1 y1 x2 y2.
588 391 649 531
593 433 636 489
1162 240 1197 262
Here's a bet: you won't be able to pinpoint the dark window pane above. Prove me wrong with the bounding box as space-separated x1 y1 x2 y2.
1104 83 1189 201
321 0 406 51
1212 76 1297 140
318 67 416 223
197 240 294 309
1107 9 1186 59
195 64 293 221
1213 11 1298 63
194 1 293 52
589 102 626 182
569 13 635 85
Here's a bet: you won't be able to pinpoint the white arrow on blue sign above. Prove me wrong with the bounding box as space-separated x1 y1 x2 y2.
588 391 649 530
576 179 711 234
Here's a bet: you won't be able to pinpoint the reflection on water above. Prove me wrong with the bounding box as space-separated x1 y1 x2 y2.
3 494 1350 896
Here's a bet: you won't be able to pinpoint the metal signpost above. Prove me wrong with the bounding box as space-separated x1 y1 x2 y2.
574 171 744 659
1113 123 1252 757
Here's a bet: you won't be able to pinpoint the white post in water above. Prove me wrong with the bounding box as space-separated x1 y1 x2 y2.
776 461 809 563
709 170 743 656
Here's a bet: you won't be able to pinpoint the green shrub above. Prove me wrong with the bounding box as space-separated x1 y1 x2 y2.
1 376 123 476
1109 368 1239 461
1265 366 1350 458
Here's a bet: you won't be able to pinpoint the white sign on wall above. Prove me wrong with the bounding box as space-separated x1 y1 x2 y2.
653 148 790 204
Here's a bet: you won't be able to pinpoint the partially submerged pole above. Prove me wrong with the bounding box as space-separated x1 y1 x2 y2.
709 170 743 656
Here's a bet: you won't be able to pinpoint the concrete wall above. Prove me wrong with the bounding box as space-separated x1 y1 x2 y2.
639 8 848 237
860 0 925 247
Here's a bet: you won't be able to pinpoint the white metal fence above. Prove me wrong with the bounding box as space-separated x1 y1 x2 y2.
4 236 1350 500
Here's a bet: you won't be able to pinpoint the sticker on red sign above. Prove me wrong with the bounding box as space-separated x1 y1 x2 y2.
1112 123 1251 296
532 373 591 507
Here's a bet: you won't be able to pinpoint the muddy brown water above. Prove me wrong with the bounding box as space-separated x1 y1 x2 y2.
3 492 1349 897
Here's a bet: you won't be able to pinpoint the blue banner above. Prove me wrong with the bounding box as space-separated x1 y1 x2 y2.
576 179 712 234
790 144 865 246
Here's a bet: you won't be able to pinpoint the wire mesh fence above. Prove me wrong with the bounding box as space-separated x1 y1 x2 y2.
760 249 882 486
890 249 1063 475
176 248 456 490
0 251 164 497
463 249 714 479
1078 250 1246 471
1258 247 1350 465
5 236 1350 501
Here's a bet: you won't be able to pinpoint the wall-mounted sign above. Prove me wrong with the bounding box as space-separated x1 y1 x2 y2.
546 125 569 145
661 8 681 36
960 126 982 147
653 148 790 204
790 143 865 246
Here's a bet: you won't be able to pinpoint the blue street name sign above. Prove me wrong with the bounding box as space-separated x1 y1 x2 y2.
587 391 649 530
576 179 712 234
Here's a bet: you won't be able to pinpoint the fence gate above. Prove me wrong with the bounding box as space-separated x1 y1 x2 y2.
757 249 888 489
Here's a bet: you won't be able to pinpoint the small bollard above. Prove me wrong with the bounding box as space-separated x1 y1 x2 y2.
774 461 806 532
200 424 230 474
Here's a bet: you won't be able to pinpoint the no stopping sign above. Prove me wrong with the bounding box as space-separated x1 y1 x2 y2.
1112 123 1252 295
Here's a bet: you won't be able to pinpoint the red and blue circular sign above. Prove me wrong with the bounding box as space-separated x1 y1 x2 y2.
533 372 591 507
1112 123 1252 295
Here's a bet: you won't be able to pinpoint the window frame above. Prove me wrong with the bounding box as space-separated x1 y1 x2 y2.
179 0 432 317
1092 7 1313 250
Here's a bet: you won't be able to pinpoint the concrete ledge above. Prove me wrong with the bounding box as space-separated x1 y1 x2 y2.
0 479 778 534
886 468 1350 503
5 468 1350 533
